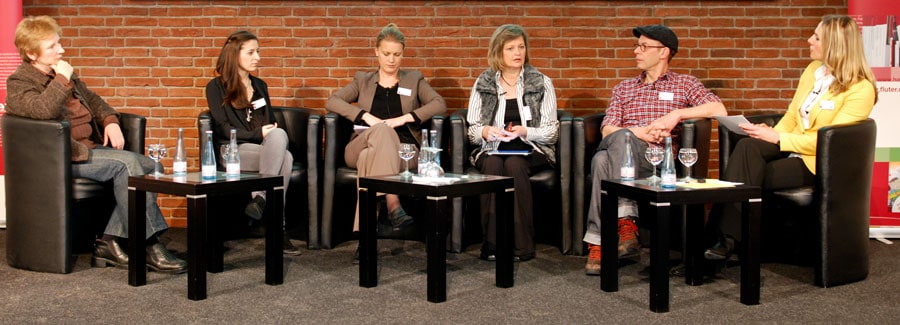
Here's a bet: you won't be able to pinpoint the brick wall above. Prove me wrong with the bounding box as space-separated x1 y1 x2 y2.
22 0 847 226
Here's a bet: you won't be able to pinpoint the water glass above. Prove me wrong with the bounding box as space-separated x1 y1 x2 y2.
678 147 699 182
398 143 416 179
644 146 664 184
147 144 167 176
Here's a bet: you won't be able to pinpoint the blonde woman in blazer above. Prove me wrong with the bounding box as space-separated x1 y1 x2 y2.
326 24 446 262
705 15 878 260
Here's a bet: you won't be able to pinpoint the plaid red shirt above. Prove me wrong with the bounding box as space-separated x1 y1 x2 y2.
602 70 721 130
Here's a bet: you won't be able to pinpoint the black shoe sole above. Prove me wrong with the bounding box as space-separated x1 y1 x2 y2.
147 264 187 274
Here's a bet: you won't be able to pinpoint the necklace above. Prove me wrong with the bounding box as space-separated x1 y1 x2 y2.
500 74 517 87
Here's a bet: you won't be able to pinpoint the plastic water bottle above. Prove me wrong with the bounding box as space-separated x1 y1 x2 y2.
620 132 635 181
201 130 217 180
173 128 187 176
225 128 241 176
660 136 676 189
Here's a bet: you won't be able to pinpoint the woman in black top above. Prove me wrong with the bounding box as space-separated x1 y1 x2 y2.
205 30 300 255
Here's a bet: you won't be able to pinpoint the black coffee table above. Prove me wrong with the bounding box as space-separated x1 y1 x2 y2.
358 173 515 303
127 172 283 300
599 179 761 312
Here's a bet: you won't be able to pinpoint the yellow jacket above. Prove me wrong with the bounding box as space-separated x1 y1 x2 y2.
775 61 876 174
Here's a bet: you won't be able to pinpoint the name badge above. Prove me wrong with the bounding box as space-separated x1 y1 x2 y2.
521 106 532 121
819 100 835 110
659 92 674 101
397 87 412 96
252 98 267 109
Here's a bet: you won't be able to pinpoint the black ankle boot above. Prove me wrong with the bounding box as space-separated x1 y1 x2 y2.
146 242 187 274
92 238 129 269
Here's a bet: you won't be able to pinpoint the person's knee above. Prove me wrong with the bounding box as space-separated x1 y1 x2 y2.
265 128 289 147
503 157 529 175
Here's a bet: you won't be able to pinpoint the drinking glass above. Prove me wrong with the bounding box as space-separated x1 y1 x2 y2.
398 143 416 179
644 146 664 184
147 144 167 176
678 147 699 182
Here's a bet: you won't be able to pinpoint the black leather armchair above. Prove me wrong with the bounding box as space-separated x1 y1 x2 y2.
198 106 322 249
448 109 573 254
572 113 711 255
719 114 876 287
320 113 447 249
3 113 146 273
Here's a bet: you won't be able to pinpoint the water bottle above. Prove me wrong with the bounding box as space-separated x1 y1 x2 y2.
201 130 217 180
417 129 428 175
225 128 241 176
620 132 635 181
173 128 187 176
660 136 676 189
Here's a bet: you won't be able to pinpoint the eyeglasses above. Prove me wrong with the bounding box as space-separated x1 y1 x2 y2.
634 43 667 52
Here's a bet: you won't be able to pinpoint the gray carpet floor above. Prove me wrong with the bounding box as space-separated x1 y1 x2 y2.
2 228 900 323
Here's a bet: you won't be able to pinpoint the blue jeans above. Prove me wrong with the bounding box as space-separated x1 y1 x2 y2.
71 146 168 239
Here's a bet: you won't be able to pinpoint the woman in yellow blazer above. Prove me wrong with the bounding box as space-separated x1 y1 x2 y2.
705 15 878 260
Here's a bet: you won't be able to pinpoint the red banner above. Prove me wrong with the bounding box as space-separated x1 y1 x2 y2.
1 1 22 227
1 1 23 176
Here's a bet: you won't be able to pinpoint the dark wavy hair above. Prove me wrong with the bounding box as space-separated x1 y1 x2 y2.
215 30 258 109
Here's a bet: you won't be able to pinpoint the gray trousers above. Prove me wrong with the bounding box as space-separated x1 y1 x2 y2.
71 146 167 239
582 129 653 246
238 128 293 224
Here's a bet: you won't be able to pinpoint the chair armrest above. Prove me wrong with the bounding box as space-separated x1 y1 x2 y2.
118 112 146 155
679 118 710 178
449 110 469 174
816 118 876 286
2 115 74 273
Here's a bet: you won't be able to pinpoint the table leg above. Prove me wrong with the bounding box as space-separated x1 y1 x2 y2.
684 204 705 286
128 187 147 286
186 194 208 301
265 186 284 285
599 189 619 292
207 196 224 274
426 195 451 303
496 187 515 288
359 187 378 287
741 197 762 305
649 201 671 313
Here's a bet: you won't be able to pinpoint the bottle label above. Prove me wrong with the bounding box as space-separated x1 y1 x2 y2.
661 172 677 188
173 161 187 175
201 165 217 179
620 166 635 180
226 163 240 176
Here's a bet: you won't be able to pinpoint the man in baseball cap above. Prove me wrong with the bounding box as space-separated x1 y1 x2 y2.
581 24 727 275
633 24 679 58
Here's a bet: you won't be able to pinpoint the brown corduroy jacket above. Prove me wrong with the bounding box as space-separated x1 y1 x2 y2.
5 62 120 162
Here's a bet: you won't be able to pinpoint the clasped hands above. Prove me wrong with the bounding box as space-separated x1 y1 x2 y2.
482 122 525 142
362 112 411 129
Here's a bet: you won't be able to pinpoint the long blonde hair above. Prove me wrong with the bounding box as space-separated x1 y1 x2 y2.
819 15 878 102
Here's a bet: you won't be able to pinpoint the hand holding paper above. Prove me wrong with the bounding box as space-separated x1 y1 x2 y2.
714 115 752 135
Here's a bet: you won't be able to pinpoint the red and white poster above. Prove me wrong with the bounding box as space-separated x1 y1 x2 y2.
1 1 23 228
849 0 900 238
